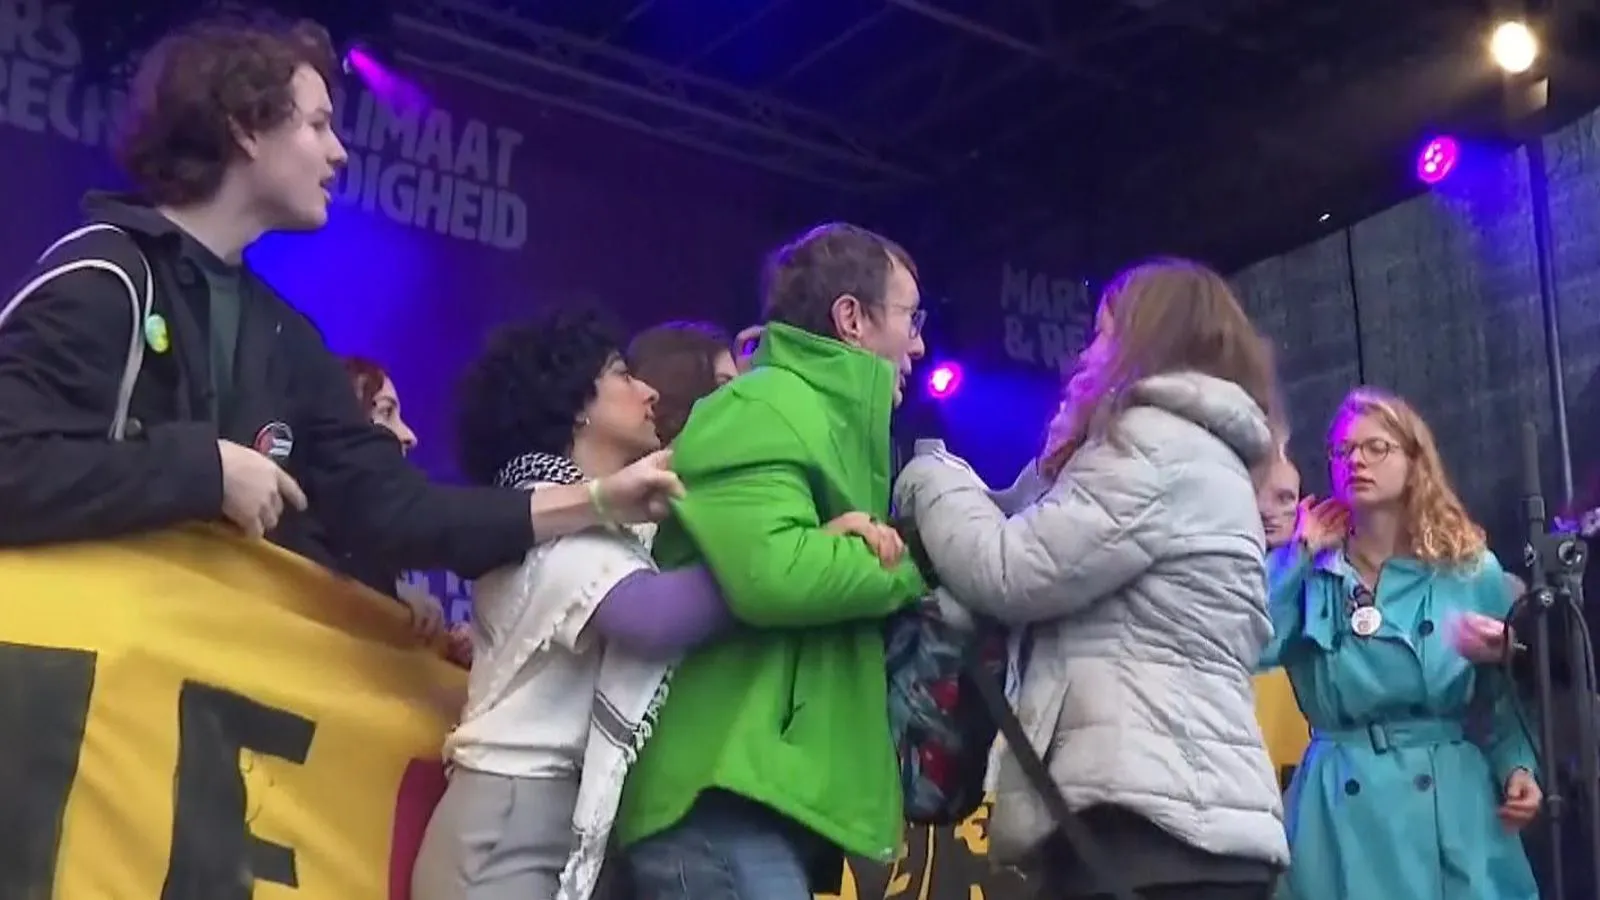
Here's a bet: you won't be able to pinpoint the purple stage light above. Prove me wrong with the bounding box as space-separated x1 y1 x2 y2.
927 363 963 399
1416 137 1460 185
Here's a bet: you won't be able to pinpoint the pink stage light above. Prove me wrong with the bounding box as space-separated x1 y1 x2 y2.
927 363 963 399
1416 137 1460 185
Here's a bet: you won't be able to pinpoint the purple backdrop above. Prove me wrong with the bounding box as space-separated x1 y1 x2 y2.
919 222 1093 490
0 0 1084 619
0 0 824 484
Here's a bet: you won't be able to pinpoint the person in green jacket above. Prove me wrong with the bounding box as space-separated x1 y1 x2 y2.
618 223 931 900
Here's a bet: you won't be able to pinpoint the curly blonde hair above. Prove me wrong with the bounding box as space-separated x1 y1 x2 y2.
1331 387 1485 566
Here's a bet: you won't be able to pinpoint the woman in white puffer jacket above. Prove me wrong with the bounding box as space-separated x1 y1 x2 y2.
894 259 1289 900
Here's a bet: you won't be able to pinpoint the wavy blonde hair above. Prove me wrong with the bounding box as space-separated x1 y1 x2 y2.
1042 258 1279 477
1331 387 1485 566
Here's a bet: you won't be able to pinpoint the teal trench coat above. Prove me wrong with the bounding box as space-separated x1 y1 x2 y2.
1262 545 1539 900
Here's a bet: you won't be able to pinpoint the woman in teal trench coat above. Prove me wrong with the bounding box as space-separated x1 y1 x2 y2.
1262 388 1540 899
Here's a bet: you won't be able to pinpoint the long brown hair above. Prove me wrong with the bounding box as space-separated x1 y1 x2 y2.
1042 258 1278 477
627 322 732 444
1331 388 1486 566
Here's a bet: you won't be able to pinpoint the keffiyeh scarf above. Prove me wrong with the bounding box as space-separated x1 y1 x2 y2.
467 452 673 900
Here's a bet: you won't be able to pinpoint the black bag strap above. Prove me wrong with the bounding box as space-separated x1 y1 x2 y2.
967 658 1141 900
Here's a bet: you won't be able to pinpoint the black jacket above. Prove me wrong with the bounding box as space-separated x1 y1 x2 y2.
0 193 533 579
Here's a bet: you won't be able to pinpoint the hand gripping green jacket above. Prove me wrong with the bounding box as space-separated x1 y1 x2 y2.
615 321 929 863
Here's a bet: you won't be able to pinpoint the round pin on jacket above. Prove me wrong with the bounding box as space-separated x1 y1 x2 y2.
143 314 169 354
1350 606 1383 637
253 421 295 464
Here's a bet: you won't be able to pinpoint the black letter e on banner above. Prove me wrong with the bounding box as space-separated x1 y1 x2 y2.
161 682 316 900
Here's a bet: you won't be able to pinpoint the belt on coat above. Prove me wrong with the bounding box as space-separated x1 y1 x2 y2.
1311 718 1466 753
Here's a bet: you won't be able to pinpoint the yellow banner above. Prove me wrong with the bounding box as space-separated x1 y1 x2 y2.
1254 669 1310 786
0 526 462 900
0 526 1310 900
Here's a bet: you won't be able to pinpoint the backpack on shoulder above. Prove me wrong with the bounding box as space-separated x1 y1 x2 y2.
0 224 153 440
885 589 1009 826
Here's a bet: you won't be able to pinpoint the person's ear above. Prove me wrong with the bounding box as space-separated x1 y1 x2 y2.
830 294 866 344
231 119 260 160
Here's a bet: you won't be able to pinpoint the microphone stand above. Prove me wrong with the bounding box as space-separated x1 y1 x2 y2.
1520 499 1600 900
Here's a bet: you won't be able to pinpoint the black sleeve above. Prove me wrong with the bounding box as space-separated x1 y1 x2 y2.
289 318 533 578
0 268 223 546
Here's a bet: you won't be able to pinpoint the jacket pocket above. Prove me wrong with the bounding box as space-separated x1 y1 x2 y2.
778 639 804 738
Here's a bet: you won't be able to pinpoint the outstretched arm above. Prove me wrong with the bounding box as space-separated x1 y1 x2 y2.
895 438 1164 625
665 398 926 628
672 458 926 627
589 565 733 658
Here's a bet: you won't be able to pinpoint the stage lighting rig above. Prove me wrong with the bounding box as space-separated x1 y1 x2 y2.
1490 20 1540 74
67 0 395 85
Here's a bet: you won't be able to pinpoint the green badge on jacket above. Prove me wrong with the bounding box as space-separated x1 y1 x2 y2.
143 314 169 354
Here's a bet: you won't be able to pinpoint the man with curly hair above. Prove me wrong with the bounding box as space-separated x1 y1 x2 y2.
0 19 679 577
618 223 930 900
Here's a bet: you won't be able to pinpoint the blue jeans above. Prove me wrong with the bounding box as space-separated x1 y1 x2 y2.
626 792 816 900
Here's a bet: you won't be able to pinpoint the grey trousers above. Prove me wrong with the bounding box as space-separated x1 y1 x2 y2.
411 769 578 900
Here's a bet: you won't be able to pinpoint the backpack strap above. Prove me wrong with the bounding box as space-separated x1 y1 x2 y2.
0 224 154 441
967 656 1142 900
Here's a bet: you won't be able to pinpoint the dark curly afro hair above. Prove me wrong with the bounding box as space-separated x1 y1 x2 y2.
455 307 624 486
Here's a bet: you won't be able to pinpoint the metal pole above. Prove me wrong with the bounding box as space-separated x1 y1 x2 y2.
1525 132 1600 900
1525 137 1575 506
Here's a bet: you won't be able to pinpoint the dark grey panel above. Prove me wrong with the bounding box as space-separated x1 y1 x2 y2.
1348 149 1550 554
1231 231 1362 497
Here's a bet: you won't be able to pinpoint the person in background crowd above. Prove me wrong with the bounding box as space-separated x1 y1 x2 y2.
893 259 1288 900
346 356 418 454
1251 444 1311 789
412 308 732 900
618 223 928 900
0 19 680 575
625 321 739 445
1256 450 1300 548
1263 387 1540 900
341 356 462 649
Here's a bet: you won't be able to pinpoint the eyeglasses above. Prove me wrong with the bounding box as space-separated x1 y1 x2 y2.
889 304 927 338
1328 437 1402 464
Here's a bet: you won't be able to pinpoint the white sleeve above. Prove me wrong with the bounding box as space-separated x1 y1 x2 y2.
534 529 656 652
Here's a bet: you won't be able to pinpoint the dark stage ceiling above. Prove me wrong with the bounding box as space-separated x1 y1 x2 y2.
67 0 1600 275
382 0 1600 276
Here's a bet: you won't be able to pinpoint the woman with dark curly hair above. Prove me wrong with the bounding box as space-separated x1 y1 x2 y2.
626 321 739 444
411 308 733 900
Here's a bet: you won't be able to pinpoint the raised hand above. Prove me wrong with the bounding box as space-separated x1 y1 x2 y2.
1292 496 1349 553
